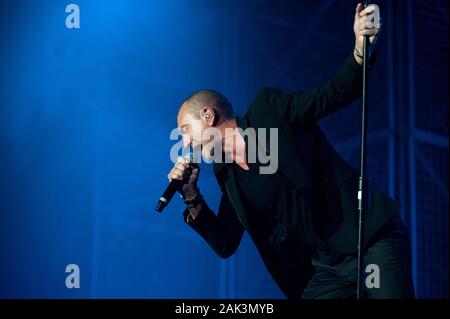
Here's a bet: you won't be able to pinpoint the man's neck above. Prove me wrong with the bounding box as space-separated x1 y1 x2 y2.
220 118 249 170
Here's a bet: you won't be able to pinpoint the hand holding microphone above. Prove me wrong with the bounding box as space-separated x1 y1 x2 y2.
155 153 200 212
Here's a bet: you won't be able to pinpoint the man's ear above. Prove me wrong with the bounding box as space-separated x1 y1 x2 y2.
202 107 218 126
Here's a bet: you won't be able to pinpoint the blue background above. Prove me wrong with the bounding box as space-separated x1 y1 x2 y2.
0 0 448 298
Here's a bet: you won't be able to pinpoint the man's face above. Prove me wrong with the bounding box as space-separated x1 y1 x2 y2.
177 102 220 162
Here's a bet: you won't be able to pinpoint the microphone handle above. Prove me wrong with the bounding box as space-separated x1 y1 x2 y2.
155 163 198 212
155 179 180 212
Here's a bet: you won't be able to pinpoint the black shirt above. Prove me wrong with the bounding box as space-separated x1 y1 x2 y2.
233 116 325 250
233 159 327 247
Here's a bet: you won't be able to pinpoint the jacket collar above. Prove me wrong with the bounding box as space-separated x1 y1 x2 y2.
212 116 250 228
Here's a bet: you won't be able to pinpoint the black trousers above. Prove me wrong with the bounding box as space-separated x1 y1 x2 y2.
302 216 415 299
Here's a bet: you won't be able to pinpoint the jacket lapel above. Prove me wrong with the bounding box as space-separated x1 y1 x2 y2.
214 162 249 230
223 167 249 230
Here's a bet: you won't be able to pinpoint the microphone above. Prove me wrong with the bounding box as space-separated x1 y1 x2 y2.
155 153 197 213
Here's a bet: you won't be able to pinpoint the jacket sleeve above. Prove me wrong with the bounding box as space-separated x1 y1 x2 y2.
257 50 377 127
182 191 245 259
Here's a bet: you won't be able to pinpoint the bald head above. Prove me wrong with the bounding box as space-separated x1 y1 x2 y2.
181 89 234 123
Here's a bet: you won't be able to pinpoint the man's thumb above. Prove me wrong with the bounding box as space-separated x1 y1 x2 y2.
355 3 364 15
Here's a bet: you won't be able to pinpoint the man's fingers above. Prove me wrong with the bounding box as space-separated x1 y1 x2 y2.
359 28 379 36
177 156 188 164
168 165 186 178
175 162 187 171
172 166 186 176
359 4 379 17
168 173 182 182
369 35 378 45
355 3 364 15
169 155 199 183
360 19 377 30
190 167 200 178
360 16 368 29
168 171 181 180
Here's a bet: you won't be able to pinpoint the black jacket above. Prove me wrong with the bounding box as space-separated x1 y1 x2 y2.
183 51 400 297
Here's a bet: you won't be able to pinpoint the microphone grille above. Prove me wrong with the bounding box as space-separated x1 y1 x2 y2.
185 152 201 163
184 152 193 162
183 152 200 165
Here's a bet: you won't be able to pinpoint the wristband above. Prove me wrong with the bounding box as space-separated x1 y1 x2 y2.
184 192 203 209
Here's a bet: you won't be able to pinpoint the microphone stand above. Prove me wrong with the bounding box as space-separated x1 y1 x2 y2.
356 0 371 299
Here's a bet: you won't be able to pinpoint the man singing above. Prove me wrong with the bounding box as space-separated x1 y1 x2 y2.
167 3 414 298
